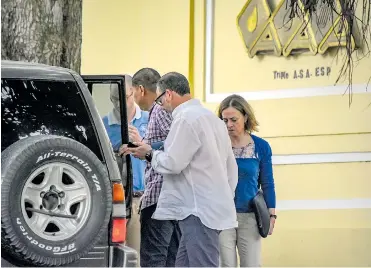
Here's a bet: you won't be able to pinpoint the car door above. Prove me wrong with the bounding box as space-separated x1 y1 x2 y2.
81 75 133 219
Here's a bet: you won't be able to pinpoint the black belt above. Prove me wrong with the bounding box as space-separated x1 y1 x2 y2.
133 191 144 198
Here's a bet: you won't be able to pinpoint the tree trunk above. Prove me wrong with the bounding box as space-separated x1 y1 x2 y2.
1 0 82 73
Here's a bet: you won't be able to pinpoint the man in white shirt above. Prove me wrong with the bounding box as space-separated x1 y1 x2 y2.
124 72 238 267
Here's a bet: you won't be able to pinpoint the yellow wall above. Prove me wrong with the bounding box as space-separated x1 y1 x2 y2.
82 0 371 266
81 0 190 77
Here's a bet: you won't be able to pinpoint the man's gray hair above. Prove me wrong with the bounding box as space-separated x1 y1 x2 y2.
157 72 190 96
110 74 132 101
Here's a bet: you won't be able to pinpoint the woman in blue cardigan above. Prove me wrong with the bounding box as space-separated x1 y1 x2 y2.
218 94 277 267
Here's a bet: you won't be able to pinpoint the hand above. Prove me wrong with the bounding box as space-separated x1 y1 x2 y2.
120 141 152 160
268 217 275 235
118 144 130 157
128 125 142 143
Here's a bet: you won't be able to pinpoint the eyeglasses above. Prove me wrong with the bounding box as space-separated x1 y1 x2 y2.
126 91 133 99
154 91 166 105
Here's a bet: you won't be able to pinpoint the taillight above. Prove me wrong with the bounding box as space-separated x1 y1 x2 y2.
113 183 125 202
111 182 127 244
111 218 127 243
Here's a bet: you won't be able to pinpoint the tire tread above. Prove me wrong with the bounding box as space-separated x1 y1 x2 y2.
1 135 113 267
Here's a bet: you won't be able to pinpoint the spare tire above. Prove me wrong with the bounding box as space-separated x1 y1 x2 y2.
1 135 112 267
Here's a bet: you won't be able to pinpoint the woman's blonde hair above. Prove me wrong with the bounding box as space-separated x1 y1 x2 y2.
218 94 259 133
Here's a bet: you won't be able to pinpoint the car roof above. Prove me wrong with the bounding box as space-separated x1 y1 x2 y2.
1 60 75 81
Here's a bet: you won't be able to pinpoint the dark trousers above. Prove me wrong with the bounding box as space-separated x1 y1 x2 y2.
176 215 220 267
140 203 181 267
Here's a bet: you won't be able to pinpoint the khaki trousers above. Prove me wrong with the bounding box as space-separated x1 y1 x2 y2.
126 197 141 267
219 213 262 267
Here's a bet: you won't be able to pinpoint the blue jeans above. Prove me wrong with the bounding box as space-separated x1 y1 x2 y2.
140 204 181 267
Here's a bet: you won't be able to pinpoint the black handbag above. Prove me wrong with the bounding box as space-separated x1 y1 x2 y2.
250 190 270 238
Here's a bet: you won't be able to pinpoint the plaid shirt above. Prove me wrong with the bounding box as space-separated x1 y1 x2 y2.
141 104 172 210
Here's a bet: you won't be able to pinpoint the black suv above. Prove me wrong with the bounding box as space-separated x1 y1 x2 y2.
1 60 137 267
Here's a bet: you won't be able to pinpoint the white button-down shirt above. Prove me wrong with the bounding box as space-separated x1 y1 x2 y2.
151 99 238 230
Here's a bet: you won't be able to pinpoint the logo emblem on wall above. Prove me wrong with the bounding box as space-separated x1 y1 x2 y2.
237 0 357 58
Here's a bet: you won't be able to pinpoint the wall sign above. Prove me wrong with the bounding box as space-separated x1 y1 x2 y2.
237 0 357 58
273 66 331 80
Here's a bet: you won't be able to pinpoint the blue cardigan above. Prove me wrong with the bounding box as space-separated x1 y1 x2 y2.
234 134 276 212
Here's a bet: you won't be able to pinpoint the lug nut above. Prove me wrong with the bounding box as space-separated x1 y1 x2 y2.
58 192 65 198
40 191 45 198
50 185 56 191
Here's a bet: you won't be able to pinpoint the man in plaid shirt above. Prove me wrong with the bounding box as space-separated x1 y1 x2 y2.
141 104 172 209
130 68 180 267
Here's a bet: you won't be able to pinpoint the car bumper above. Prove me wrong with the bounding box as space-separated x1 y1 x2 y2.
109 245 138 267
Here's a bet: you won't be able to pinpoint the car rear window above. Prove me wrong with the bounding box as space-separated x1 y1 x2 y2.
1 79 103 160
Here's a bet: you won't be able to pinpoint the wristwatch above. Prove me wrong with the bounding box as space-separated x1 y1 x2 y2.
270 214 277 219
145 150 153 162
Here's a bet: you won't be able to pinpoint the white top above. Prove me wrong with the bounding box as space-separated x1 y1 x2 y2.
151 99 238 230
